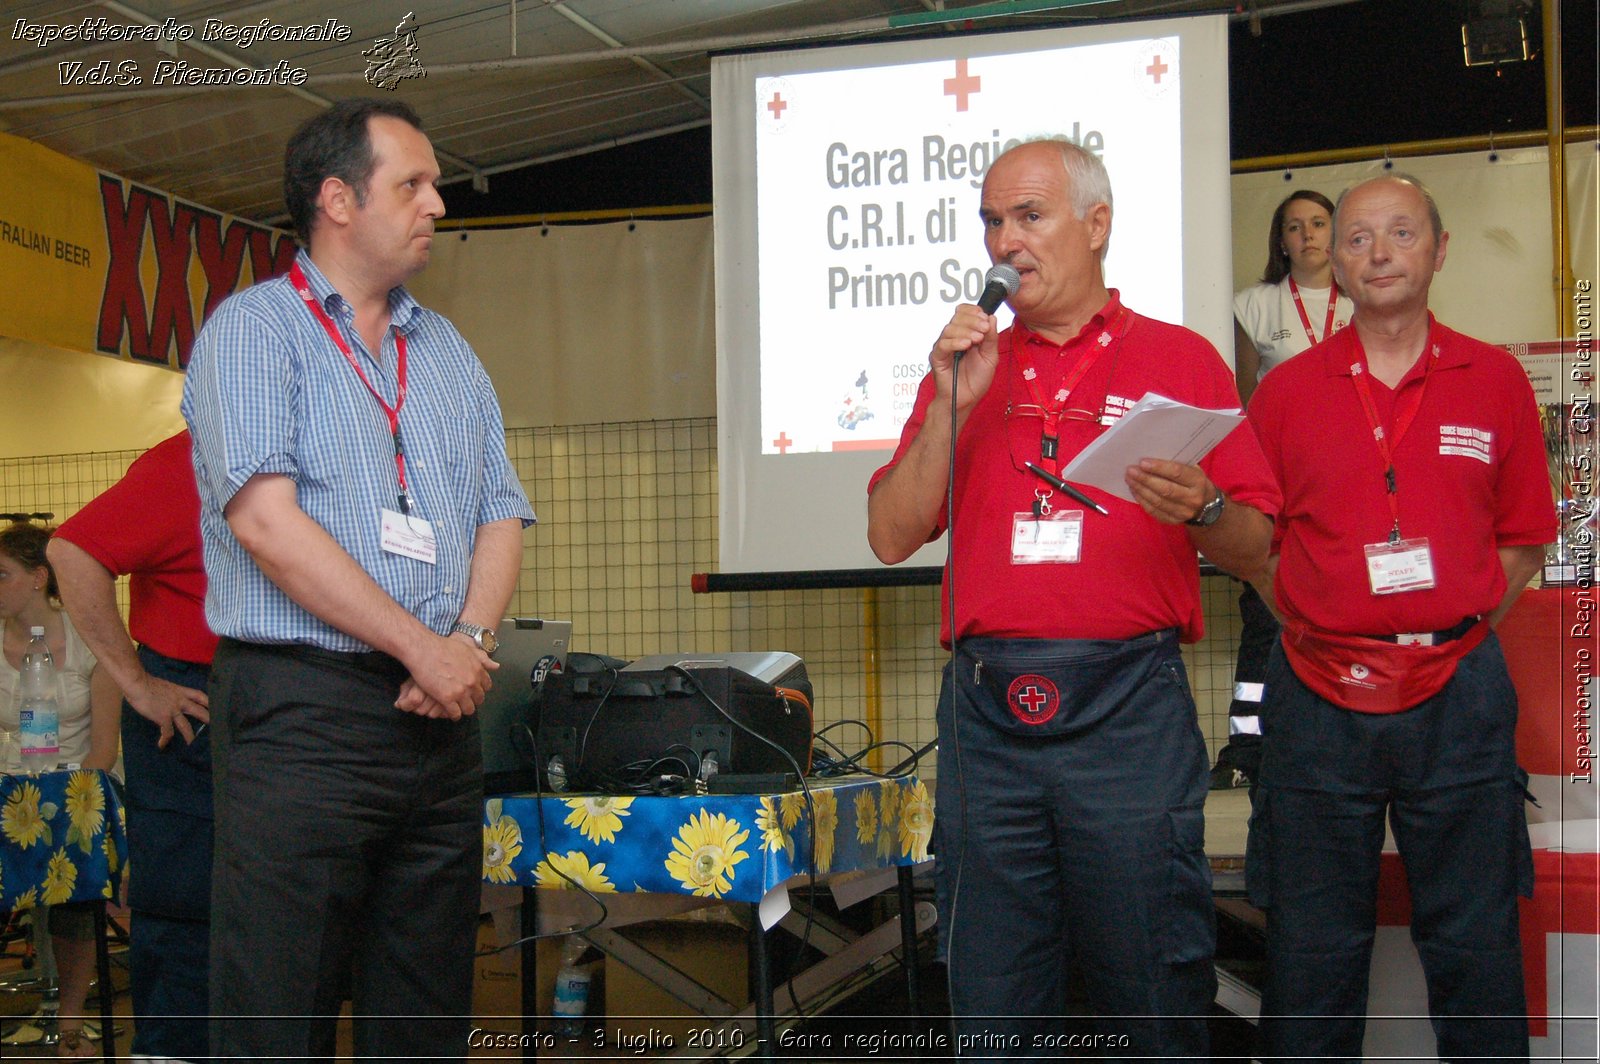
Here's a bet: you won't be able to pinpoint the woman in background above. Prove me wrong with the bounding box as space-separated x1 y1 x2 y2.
1232 189 1355 405
0 522 121 1058
1212 190 1356 789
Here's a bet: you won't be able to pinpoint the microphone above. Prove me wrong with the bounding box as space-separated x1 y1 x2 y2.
955 264 1021 368
976 263 1021 314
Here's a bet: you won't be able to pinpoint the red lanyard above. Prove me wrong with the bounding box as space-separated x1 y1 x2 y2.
1288 277 1340 347
289 263 413 514
1013 311 1124 476
1348 326 1439 544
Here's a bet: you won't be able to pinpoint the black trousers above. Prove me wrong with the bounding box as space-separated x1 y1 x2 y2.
208 639 483 1062
122 646 212 1061
1248 637 1533 1064
933 633 1215 1062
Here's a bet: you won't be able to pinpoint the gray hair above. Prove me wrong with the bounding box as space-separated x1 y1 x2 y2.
1333 172 1444 243
1021 136 1113 260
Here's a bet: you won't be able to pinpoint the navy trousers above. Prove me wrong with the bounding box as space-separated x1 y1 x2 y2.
121 646 213 1061
1248 635 1534 1063
208 640 483 1062
933 632 1215 1062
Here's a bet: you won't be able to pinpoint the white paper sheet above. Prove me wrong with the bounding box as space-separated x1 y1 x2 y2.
1058 391 1243 502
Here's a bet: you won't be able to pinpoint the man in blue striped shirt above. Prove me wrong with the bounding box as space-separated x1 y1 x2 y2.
183 98 534 1060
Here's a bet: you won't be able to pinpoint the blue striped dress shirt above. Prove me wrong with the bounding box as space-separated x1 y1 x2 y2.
182 251 535 651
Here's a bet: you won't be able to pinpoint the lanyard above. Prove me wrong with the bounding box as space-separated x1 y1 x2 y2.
1288 277 1339 347
289 263 413 514
1347 326 1439 544
1012 310 1125 476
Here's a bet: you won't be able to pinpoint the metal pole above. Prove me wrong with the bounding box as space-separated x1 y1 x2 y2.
1543 0 1577 335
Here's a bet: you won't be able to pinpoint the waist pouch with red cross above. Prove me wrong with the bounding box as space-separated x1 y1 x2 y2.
956 630 1179 738
1279 617 1488 714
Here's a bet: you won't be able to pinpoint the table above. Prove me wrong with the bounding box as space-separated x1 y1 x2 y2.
483 775 935 1059
0 769 126 1056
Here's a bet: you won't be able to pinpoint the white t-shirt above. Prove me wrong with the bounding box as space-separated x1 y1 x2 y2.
1233 277 1355 381
0 613 99 767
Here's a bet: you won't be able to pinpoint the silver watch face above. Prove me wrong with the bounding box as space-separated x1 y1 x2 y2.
1190 493 1224 526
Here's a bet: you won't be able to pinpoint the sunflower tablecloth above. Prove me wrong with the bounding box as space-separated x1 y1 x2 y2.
483 776 933 903
0 769 125 914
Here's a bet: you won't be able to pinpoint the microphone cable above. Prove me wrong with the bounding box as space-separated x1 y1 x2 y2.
943 340 969 1050
934 263 1013 1051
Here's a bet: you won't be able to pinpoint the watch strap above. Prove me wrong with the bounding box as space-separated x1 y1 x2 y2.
451 622 496 650
1185 489 1226 527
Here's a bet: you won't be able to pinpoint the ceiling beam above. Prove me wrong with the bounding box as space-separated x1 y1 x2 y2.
545 2 709 112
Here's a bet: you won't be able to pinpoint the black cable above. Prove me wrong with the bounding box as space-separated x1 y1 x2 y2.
807 719 926 778
473 775 613 957
810 738 922 780
591 744 704 795
885 735 938 778
945 350 968 1051
663 664 819 1025
477 678 614 958
813 719 875 744
574 666 622 784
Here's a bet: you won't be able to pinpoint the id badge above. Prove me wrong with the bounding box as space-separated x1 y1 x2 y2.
381 507 437 564
1012 511 1083 564
1363 537 1435 595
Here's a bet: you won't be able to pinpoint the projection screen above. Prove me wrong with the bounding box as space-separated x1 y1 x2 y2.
713 15 1232 573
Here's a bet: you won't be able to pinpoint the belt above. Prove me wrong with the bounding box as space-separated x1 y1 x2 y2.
1365 615 1481 647
219 637 406 678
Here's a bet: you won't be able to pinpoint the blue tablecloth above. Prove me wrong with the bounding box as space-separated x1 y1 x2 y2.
0 769 126 913
483 776 932 903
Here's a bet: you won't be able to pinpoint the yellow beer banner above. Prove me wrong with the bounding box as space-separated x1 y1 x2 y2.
0 131 295 370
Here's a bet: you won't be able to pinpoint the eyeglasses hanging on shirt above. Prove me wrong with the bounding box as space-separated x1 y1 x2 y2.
998 314 1128 563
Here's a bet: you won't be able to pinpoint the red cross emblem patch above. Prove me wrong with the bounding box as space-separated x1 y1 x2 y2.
1006 674 1060 725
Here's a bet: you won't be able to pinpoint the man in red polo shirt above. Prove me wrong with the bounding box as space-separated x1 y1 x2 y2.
50 430 216 1062
868 138 1279 1057
1247 175 1556 1060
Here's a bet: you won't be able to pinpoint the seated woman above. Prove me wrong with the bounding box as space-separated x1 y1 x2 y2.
0 521 121 1058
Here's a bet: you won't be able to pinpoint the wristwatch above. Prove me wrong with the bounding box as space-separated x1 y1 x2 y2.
1185 489 1226 528
451 622 499 655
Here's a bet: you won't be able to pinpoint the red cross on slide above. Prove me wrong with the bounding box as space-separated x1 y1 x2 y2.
767 92 787 119
772 432 793 454
1146 54 1169 83
944 59 981 111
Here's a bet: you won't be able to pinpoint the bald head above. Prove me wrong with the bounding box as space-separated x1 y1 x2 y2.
1331 175 1449 320
1334 174 1442 243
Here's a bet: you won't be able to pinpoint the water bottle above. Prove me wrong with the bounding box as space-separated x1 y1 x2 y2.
17 626 61 776
551 935 591 1037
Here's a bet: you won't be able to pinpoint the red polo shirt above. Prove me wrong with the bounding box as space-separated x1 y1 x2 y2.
54 430 218 665
1249 317 1556 636
870 292 1280 645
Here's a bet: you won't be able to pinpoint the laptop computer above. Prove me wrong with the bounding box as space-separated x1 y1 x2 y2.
480 617 572 795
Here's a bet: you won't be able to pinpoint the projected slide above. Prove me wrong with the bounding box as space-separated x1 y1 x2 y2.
755 40 1181 455
714 17 1231 572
